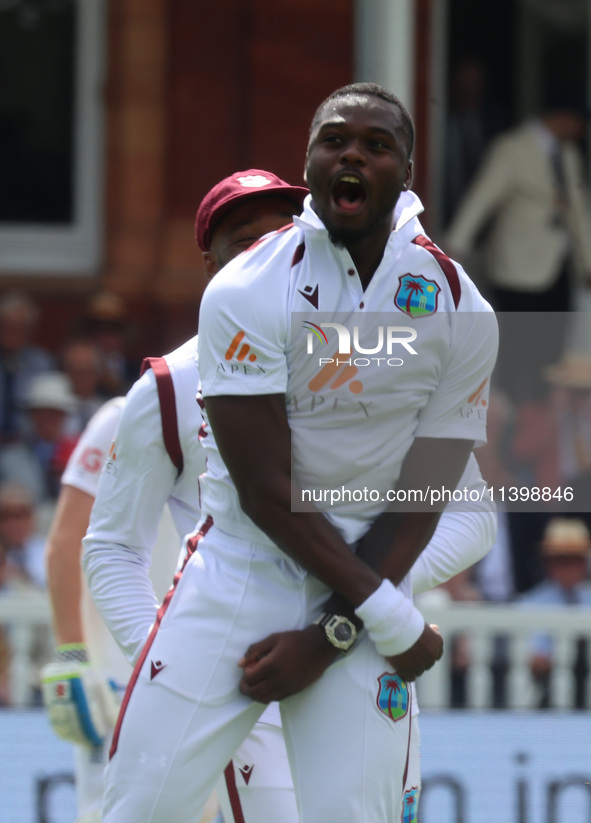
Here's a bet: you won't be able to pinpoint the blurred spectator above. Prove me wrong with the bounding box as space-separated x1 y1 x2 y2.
445 97 591 402
512 354 591 491
0 373 79 505
445 97 591 311
0 291 55 444
82 291 138 396
0 484 54 705
508 354 591 593
443 56 508 227
519 517 591 709
0 483 46 589
60 337 109 434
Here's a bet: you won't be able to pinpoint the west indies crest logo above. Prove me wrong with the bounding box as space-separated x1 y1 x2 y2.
394 274 440 317
376 672 409 722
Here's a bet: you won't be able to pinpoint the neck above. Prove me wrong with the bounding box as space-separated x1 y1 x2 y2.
346 223 391 289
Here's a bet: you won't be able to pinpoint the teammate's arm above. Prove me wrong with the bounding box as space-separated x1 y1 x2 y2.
83 373 180 664
355 437 475 581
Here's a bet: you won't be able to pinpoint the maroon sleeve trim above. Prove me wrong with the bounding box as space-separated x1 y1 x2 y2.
140 356 184 476
412 235 461 309
291 241 306 268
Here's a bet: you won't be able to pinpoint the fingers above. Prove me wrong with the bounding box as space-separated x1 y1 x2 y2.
238 636 276 668
386 631 444 681
238 652 261 668
239 665 293 703
239 654 278 688
239 672 275 703
396 669 417 683
239 679 274 703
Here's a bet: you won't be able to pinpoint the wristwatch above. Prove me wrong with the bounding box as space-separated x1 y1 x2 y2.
314 613 358 653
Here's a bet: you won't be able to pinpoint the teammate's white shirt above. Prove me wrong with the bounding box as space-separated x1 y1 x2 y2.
198 191 498 555
83 337 206 665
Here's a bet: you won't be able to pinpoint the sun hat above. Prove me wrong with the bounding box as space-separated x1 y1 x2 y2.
23 372 77 414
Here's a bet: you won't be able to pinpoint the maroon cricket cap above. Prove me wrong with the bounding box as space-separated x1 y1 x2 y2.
195 169 309 251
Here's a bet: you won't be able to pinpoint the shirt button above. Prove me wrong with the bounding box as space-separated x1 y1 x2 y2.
359 301 365 309
348 268 356 276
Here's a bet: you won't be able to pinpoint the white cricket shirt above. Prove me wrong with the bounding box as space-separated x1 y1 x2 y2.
198 192 498 548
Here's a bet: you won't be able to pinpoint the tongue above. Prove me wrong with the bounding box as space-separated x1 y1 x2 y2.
336 193 363 212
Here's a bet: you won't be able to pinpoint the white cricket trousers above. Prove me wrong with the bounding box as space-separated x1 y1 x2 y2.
102 524 413 823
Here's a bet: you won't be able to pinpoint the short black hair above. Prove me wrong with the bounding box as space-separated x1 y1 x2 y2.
309 82 415 158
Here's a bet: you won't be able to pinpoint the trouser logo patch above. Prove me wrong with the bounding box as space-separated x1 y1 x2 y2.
402 786 419 823
239 764 254 785
376 672 409 722
150 660 166 680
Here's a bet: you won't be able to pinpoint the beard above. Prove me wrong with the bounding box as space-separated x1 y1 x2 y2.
327 231 350 250
326 207 395 250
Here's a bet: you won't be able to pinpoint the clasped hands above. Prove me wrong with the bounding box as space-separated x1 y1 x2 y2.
239 621 443 704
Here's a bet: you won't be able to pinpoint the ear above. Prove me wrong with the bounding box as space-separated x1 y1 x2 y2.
303 150 310 184
402 160 413 191
202 252 220 280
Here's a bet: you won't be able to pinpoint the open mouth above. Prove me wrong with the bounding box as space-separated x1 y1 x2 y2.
331 174 367 214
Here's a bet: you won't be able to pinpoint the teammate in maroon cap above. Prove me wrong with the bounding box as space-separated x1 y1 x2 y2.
195 169 308 265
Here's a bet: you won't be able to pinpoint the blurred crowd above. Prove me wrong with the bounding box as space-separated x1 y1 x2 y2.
425 56 591 709
0 288 139 704
2 57 591 709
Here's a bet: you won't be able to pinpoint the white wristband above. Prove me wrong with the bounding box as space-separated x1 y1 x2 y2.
355 579 425 657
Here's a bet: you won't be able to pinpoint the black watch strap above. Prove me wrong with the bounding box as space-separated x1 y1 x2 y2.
314 613 358 652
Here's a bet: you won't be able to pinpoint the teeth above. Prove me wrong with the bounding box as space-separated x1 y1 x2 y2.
340 175 361 185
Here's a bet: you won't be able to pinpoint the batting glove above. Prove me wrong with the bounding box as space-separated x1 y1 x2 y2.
41 643 121 747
